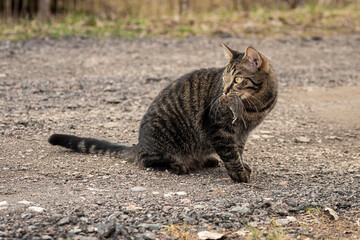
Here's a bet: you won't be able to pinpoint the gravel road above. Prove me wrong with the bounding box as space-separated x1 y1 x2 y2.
0 35 360 239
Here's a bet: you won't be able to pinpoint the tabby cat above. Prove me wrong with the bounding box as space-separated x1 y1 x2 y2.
49 44 277 183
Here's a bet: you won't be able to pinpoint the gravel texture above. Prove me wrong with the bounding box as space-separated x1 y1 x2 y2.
0 35 360 239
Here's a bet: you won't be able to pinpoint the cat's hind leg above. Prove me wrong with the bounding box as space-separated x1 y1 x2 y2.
170 161 190 174
138 152 189 174
203 156 219 168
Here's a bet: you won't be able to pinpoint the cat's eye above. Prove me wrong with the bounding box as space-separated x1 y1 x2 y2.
234 76 245 84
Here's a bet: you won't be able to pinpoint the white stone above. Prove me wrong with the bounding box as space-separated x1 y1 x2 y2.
263 198 273 201
198 231 224 240
104 122 118 128
261 134 273 138
251 134 261 139
164 192 174 198
194 205 206 210
180 198 191 204
18 200 32 205
324 207 339 221
286 216 297 221
131 186 147 192
175 191 187 196
164 191 187 197
294 136 311 143
28 206 45 213
0 201 8 207
275 218 290 226
124 204 142 211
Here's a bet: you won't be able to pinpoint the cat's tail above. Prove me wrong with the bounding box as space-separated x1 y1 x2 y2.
48 134 135 161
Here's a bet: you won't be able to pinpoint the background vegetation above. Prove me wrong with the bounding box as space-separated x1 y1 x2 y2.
0 0 359 40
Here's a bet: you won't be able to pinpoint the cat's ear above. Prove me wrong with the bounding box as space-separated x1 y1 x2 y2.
221 43 238 62
243 46 270 72
243 46 262 69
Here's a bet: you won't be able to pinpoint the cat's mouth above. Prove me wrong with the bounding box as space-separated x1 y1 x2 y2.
219 94 245 125
219 94 235 105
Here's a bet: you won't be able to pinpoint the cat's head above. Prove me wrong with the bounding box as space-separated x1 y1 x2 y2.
220 44 277 116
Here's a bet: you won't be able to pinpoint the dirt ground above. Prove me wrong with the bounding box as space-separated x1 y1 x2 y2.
0 35 359 239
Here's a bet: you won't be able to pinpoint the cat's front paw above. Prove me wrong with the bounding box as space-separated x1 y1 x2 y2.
228 163 251 183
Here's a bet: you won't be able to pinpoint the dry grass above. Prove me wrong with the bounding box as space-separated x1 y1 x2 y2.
0 2 359 41
163 210 360 240
244 221 287 240
299 208 360 239
165 223 198 240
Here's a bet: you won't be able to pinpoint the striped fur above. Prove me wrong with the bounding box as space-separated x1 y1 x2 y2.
48 45 277 183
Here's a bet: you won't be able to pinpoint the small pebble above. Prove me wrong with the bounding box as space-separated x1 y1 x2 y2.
175 191 187 196
18 200 32 205
57 216 70 226
286 216 297 221
275 218 290 225
164 191 187 197
229 206 251 215
294 136 311 143
279 182 287 186
198 231 224 240
131 186 147 192
28 206 44 213
180 198 191 204
194 204 206 210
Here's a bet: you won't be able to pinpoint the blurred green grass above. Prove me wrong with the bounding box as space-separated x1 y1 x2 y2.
0 2 359 41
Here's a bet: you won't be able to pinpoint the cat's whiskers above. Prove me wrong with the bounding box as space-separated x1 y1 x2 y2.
235 96 247 128
208 94 222 120
207 93 222 111
244 98 259 113
236 95 247 113
248 95 264 107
